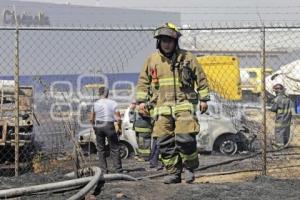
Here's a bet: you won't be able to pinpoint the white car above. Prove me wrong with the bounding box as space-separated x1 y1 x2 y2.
77 108 138 159
196 109 254 155
78 104 256 158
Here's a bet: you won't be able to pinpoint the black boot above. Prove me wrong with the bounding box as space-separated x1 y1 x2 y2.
184 168 195 184
163 172 181 184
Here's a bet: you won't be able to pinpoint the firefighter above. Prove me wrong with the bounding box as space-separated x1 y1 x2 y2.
129 101 153 160
135 22 210 184
270 83 293 149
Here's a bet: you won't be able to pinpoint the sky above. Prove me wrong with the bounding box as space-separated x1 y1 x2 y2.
15 0 300 26
1 0 299 76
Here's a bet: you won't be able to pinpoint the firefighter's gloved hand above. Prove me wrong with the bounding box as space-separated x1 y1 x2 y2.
199 101 208 114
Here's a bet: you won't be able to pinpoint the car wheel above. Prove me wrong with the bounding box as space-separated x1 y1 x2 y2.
119 142 130 159
219 136 238 155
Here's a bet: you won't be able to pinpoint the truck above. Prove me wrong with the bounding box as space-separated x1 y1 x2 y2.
240 67 273 96
0 80 35 164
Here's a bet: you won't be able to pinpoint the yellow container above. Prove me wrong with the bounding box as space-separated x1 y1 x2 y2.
197 55 242 101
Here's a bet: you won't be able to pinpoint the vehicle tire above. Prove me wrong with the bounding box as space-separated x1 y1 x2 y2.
119 142 130 160
219 136 238 155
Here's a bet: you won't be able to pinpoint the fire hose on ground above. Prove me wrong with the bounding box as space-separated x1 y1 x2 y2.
137 152 261 180
137 148 298 180
0 167 137 199
0 148 297 199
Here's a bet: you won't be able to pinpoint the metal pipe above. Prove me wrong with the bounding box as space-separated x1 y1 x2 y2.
0 82 4 119
260 26 267 176
73 130 80 179
13 6 20 177
1 25 300 31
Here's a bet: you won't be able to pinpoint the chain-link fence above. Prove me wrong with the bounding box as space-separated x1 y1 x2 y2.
0 26 299 185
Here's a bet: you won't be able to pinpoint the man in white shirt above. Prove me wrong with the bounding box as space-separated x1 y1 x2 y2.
90 86 123 173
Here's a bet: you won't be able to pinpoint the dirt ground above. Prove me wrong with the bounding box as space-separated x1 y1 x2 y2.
1 108 299 199
98 177 300 200
1 149 300 200
1 171 300 200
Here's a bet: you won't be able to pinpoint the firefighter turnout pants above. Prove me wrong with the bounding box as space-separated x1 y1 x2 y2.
153 111 200 174
136 132 151 157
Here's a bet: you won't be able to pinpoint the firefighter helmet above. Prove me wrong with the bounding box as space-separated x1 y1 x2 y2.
154 22 181 39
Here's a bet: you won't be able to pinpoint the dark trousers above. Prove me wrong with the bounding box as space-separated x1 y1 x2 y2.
94 121 122 173
149 137 160 167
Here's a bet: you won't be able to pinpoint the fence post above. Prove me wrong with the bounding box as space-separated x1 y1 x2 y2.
260 26 267 176
73 129 79 178
14 14 20 176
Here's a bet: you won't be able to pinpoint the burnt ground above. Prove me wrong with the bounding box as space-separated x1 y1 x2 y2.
1 149 300 200
98 177 300 200
1 175 300 200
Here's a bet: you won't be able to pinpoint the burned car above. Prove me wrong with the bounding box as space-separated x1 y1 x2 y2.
196 106 256 155
0 81 35 163
78 101 256 158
